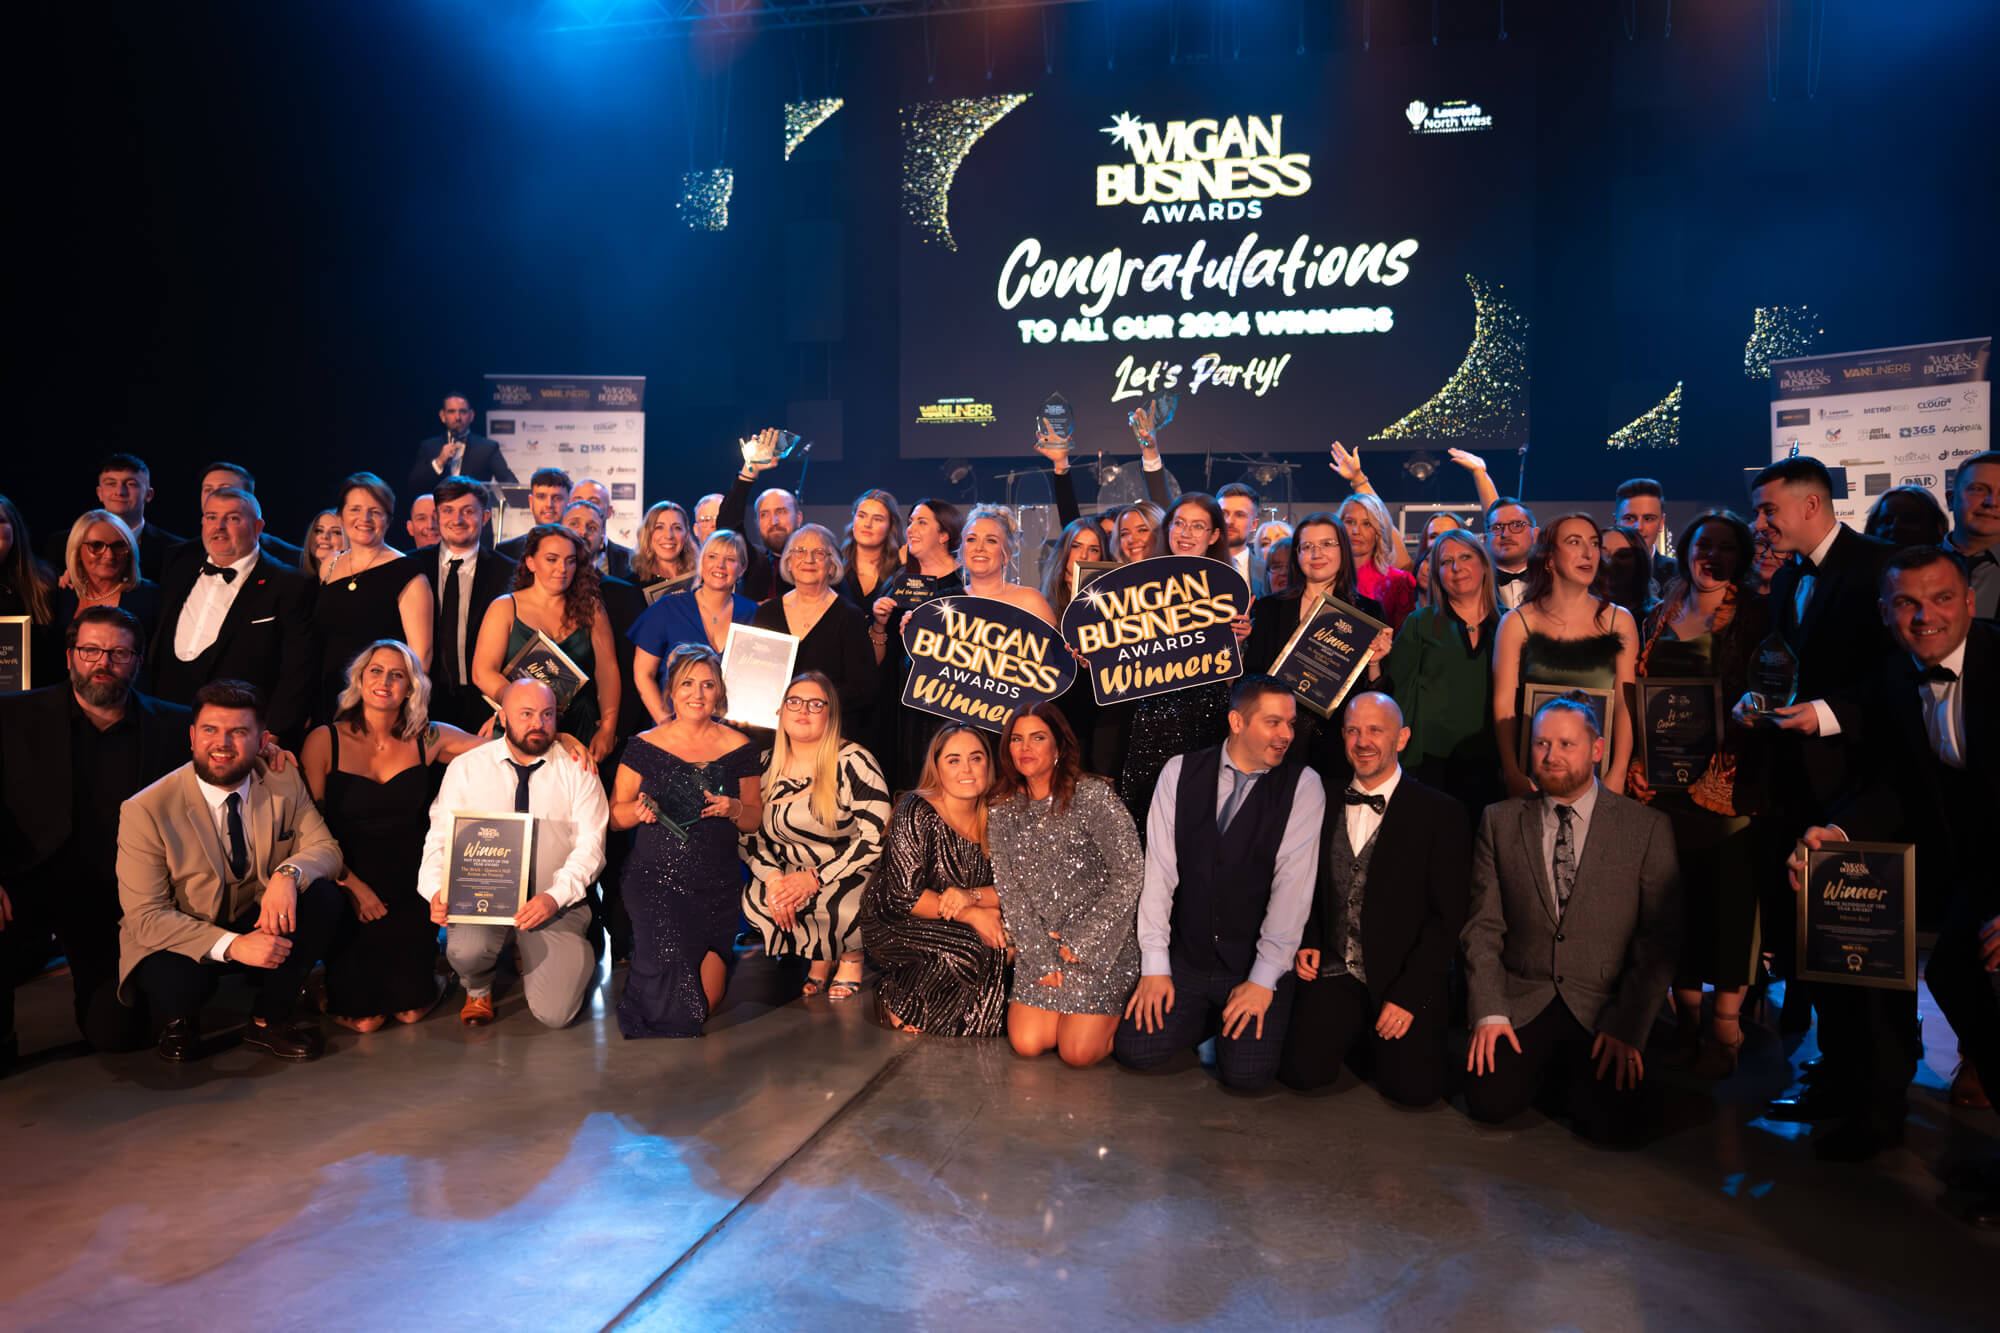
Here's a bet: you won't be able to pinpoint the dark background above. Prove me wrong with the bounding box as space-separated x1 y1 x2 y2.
11 0 1997 543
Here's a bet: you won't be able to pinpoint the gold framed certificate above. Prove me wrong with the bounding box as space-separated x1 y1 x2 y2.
444 811 536 925
1268 593 1388 718
0 615 28 692
1795 840 1917 991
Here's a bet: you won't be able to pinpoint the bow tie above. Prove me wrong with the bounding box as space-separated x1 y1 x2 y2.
1913 664 1958 684
1342 788 1386 814
199 562 238 583
1495 568 1528 586
1792 554 1817 576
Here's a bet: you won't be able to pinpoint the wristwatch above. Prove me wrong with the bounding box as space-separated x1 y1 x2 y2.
273 864 304 888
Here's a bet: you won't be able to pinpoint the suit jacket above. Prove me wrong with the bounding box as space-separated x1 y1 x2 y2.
147 552 319 745
1829 620 1999 929
718 474 793 603
599 574 650 736
407 434 517 505
423 546 518 689
115 762 343 1000
601 540 636 583
161 532 307 585
1462 787 1681 1049
0 686 190 879
1304 774 1470 1014
1768 525 1896 808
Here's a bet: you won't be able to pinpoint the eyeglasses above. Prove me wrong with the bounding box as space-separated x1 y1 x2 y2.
1489 519 1532 535
79 540 129 558
1168 519 1214 536
1297 540 1342 557
783 696 828 713
790 548 830 563
73 645 139 666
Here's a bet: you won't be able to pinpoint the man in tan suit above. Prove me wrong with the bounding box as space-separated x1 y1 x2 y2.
117 679 345 1062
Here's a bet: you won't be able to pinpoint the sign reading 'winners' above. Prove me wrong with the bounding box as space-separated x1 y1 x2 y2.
900 596 1075 732
1060 555 1249 705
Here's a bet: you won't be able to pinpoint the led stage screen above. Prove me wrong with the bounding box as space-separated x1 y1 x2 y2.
899 47 1535 459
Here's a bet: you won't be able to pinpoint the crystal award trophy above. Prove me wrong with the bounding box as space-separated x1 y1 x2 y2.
1128 394 1178 444
741 427 810 467
1741 626 1800 723
1036 392 1075 452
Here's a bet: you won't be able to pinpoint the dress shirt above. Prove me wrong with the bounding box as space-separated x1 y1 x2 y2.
1792 523 1844 735
192 771 300 961
1495 567 1529 610
1948 537 1998 620
173 548 261 661
1137 747 1326 990
436 542 480 683
1344 763 1403 856
1475 778 1602 1028
416 741 608 912
1233 546 1253 586
1916 639 1968 769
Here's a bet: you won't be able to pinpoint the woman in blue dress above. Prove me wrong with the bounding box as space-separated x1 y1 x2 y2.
627 529 756 724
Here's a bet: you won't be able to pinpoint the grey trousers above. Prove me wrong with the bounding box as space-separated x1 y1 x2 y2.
446 900 595 1028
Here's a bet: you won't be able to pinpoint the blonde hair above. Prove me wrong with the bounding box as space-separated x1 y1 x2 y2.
958 504 1021 575
65 509 140 597
634 501 695 583
1115 502 1166 564
663 642 728 719
332 639 433 741
909 723 992 850
1338 493 1403 574
765 671 845 827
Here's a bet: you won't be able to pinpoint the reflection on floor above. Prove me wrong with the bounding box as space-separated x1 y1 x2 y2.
1 958 1992 1332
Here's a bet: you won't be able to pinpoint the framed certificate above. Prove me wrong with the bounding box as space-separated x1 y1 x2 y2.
1796 841 1917 990
720 622 798 731
643 573 696 605
444 811 536 925
1072 559 1118 593
1518 683 1616 778
0 615 28 693
1636 677 1724 789
499 628 590 712
1268 593 1389 718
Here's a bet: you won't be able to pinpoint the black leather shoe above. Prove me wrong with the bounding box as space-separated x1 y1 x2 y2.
1763 1086 1853 1122
156 1019 199 1062
1813 1120 1904 1163
243 1018 325 1062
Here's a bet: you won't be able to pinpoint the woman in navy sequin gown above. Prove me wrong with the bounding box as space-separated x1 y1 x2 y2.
609 644 764 1037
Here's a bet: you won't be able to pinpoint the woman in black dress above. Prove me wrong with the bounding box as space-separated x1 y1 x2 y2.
608 644 764 1038
869 499 964 790
315 472 433 722
752 523 877 739
861 724 1011 1037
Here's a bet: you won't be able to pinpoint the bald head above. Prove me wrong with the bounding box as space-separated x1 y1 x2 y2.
755 487 800 552
1342 691 1408 787
571 478 612 521
498 678 559 757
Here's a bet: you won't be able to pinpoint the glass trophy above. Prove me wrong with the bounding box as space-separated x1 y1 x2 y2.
741 428 810 467
1128 393 1178 444
1037 392 1074 451
1742 626 1800 723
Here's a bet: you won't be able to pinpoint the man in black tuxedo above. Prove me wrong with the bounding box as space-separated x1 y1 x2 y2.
44 453 184 582
160 461 304 580
149 487 317 747
1278 693 1470 1107
494 467 572 562
424 477 516 730
405 393 517 506
570 478 636 581
1745 455 1904 1132
1483 497 1537 612
1 607 189 1062
1795 549 1999 1188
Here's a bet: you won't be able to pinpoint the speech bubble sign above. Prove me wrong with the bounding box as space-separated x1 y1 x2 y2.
1059 554 1250 704
900 595 1076 733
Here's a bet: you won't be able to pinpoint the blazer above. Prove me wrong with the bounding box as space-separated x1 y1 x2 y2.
115 762 343 1001
1462 787 1681 1049
147 551 320 745
1303 774 1470 1014
425 545 519 690
160 532 307 585
407 434 517 504
0 686 190 879
718 474 794 603
602 540 636 583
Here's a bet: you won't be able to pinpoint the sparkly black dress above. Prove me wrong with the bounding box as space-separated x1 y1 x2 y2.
615 735 763 1038
861 795 1009 1037
318 725 444 1017
316 556 425 722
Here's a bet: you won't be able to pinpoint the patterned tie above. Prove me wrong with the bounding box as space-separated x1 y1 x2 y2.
1552 803 1577 910
225 792 249 880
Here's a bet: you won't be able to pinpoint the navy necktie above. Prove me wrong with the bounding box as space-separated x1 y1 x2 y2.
507 760 543 813
224 792 249 879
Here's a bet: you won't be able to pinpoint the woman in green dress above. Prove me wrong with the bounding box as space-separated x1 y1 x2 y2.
472 523 622 764
1380 528 1504 819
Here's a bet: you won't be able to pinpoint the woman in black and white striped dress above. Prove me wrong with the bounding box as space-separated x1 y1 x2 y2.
742 671 893 1000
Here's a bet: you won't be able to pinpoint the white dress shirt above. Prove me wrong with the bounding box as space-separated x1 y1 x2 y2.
436 542 480 683
1343 763 1403 854
1136 747 1326 991
173 548 262 661
1475 778 1601 1028
1917 639 1968 769
192 772 303 961
416 742 608 912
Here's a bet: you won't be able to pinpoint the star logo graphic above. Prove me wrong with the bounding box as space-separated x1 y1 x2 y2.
1101 112 1146 156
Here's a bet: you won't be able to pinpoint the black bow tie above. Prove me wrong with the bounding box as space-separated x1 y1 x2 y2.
1342 788 1386 814
1495 568 1528 586
199 563 238 583
1913 664 1958 684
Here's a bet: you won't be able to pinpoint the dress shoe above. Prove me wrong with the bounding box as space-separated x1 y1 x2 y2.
1813 1120 1904 1163
243 1017 326 1062
156 1018 200 1062
1763 1086 1854 1122
460 994 495 1026
1949 1061 1989 1110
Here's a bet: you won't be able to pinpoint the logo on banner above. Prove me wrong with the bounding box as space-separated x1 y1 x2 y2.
1405 99 1495 135
1866 428 1891 441
1823 429 1842 443
492 384 534 407
1060 555 1250 705
1943 423 1985 435
490 419 515 434
900 596 1075 731
1817 407 1851 420
1925 351 1982 377
1097 112 1312 220
593 422 619 433
1778 368 1831 393
597 384 641 407
612 484 636 501
1900 474 1939 489
1918 397 1954 413
1863 474 1889 496
1776 409 1810 427
1895 450 1932 463
1900 426 1936 438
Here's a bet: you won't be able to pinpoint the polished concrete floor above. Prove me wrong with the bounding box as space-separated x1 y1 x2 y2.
1 957 1993 1332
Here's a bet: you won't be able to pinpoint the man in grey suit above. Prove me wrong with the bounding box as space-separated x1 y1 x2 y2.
1463 693 1681 1144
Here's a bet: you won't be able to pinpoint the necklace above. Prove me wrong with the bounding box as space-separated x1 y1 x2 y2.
786 588 834 637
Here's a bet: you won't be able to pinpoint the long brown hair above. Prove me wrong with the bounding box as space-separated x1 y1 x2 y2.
1167 492 1231 563
1289 511 1360 604
510 523 601 632
843 489 906 593
991 701 1096 815
633 501 695 582
903 497 964 574
1521 512 1613 622
1042 516 1106 616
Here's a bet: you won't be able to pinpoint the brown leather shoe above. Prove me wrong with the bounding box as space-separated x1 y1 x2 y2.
460 994 495 1026
1950 1061 1989 1109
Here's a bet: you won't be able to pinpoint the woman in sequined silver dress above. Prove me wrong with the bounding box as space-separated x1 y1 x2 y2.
859 725 1010 1036
989 703 1144 1068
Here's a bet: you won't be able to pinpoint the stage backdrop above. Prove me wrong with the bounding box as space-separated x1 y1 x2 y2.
484 374 647 548
1769 339 1990 529
898 47 1535 460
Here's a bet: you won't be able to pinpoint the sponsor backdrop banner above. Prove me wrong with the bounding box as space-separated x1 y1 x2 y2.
898 47 1535 457
484 375 647 548
1060 555 1250 704
1769 339 1989 529
899 596 1076 732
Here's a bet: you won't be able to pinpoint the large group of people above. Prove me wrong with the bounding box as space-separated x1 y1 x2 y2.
1 400 1995 1231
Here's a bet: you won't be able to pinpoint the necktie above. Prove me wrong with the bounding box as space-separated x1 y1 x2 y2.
1552 803 1576 910
508 759 544 813
1342 788 1386 814
439 557 464 688
200 562 238 583
1913 663 1958 684
225 792 249 879
1217 766 1256 834
1494 568 1527 587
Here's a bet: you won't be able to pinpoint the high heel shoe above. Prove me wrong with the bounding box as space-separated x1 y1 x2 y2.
1692 1012 1745 1080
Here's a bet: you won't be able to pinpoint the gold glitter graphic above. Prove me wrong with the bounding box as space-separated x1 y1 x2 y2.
678 169 733 231
784 98 844 161
1608 381 1683 451
1371 275 1530 441
1743 306 1823 378
901 94 1032 250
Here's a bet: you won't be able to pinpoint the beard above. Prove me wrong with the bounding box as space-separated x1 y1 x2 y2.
507 724 555 756
70 664 132 709
1534 761 1594 800
194 749 258 789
